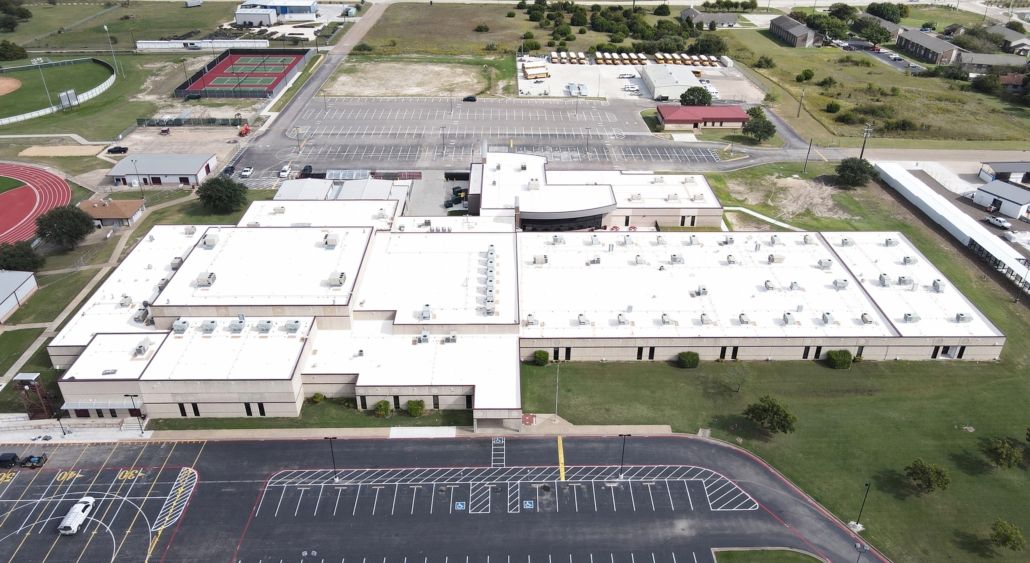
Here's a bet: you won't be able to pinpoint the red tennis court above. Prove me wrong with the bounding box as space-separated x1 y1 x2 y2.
0 164 72 244
183 53 305 95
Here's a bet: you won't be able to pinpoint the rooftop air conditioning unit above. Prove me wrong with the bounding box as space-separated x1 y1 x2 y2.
667 193 679 202
417 330 431 344
841 237 854 247
956 313 973 323
246 221 262 228
804 234 815 245
273 206 286 214
725 235 734 245
692 193 705 202
578 314 589 326
783 312 795 325
256 320 273 333
885 238 899 247
654 176 665 184
769 254 785 264
630 193 642 202
196 272 216 287
879 273 891 287
229 319 244 333
119 295 132 307
904 313 920 323
790 281 802 291
727 254 737 264
527 314 539 326
861 313 873 324
201 234 218 247
898 275 914 285
171 257 183 270
656 236 666 246
486 278 495 290
661 313 673 325
534 255 548 265
833 279 849 290
528 179 541 190
765 280 775 291
285 320 301 333
377 208 386 219
520 163 527 171
445 331 458 344
485 303 496 315
158 278 168 290
328 272 346 287
200 320 217 333
623 235 633 246
184 226 196 235
553 235 565 245
739 313 750 325
617 313 628 325
635 255 646 265
172 320 189 334
697 285 708 296
932 279 946 293
134 338 152 356
323 233 340 248
421 304 432 321
700 313 712 325
822 312 835 324
771 235 781 245
671 254 685 264
689 235 699 246
590 235 600 246
903 256 918 265
818 258 833 270
133 308 148 323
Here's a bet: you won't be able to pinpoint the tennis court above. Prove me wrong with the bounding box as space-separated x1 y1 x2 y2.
210 76 277 86
178 49 312 99
236 56 294 64
225 64 289 73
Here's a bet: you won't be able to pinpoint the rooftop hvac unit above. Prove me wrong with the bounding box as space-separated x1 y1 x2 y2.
134 338 152 356
421 304 431 321
841 237 854 247
661 313 673 325
133 308 148 323
771 235 781 245
273 206 286 214
904 313 920 323
119 295 132 307
818 258 833 270
727 254 737 264
885 238 899 247
196 272 216 287
790 281 802 291
879 273 891 287
528 179 541 190
158 278 168 290
656 236 666 246
328 271 346 287
171 257 183 270
285 320 300 333
783 312 795 325
755 243 761 252
486 292 495 304
671 254 685 264
486 278 495 289
445 331 458 344
700 313 712 325
377 208 386 219
184 226 196 235
578 314 589 326
487 259 495 269
635 255 646 265
488 245 495 256
932 279 946 293
689 235 699 246
667 193 679 202
487 267 495 278
697 285 708 296
692 193 705 202
764 280 775 290
803 234 815 245
591 235 600 246
172 320 189 334
617 313 628 325
590 256 601 265
739 313 750 325
898 275 914 285
256 320 273 333
323 233 340 248
534 255 549 265
623 235 633 246
229 319 244 333
653 176 665 184
201 234 218 247
520 163 527 171
861 313 873 324
822 312 835 324
200 320 217 333
903 256 918 265
956 313 973 323
630 193 642 202
769 254 785 264
725 235 734 245
833 279 849 290
485 303 496 315
247 222 260 228
417 330 431 344
553 235 565 245
527 314 539 326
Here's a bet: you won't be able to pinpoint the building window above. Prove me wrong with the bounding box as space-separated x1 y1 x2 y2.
690 216 696 227
719 347 727 360
648 347 655 360
565 347 571 361
258 403 266 416
803 346 810 360
856 346 864 358
191 403 200 417
624 216 630 227
957 346 966 359
554 347 560 362
433 396 439 409
814 346 822 360
129 408 141 418
96 409 104 418
179 177 190 185
178 403 187 417
931 346 940 359
245 403 253 417
731 347 739 360
637 347 643 360
75 409 89 418
109 409 117 418
360 396 367 410
465 395 473 409
393 396 400 410
680 216 686 227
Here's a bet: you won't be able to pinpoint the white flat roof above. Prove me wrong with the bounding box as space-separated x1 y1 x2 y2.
825 232 1004 339
518 231 897 339
547 171 720 210
51 225 208 348
353 232 518 326
391 214 515 233
159 227 371 307
302 323 521 409
480 154 617 217
62 333 168 381
239 200 397 229
141 317 311 381
274 179 334 200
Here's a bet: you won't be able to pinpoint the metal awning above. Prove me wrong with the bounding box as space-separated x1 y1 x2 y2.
62 399 139 410
983 162 1030 174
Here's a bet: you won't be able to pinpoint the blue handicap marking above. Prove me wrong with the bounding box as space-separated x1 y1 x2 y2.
455 502 466 510
523 500 534 509
493 438 504 444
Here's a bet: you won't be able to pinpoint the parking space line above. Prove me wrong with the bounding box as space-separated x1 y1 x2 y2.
274 487 287 518
664 480 675 511
294 488 307 516
333 487 344 516
683 481 693 510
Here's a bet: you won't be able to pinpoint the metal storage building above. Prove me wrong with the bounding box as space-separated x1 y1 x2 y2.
640 64 703 100
972 180 1030 220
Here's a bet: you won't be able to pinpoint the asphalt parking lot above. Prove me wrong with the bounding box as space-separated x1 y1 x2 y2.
0 437 877 563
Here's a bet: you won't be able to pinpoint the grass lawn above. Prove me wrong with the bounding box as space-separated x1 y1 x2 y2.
26 2 238 51
0 176 25 195
723 30 1030 143
151 401 473 430
270 54 324 113
0 4 112 45
695 128 787 148
124 190 275 251
4 270 97 325
40 236 118 271
715 551 821 563
0 338 63 414
105 189 176 201
0 61 112 119
0 328 45 397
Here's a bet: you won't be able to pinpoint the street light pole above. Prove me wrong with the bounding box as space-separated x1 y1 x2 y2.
618 434 631 478
796 88 805 118
855 544 870 563
859 123 873 159
54 412 67 436
103 25 121 77
124 394 144 436
324 437 339 482
855 482 871 527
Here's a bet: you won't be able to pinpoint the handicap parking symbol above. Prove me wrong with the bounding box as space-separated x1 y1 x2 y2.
455 502 466 510
523 500 534 509
493 438 504 444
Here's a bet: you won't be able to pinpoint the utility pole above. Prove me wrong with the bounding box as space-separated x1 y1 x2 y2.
803 138 813 173
103 25 121 77
859 123 873 159
796 88 805 118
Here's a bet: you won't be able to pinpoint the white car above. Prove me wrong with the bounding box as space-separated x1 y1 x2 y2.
240 167 254 178
985 215 1012 229
58 496 95 536
278 165 291 178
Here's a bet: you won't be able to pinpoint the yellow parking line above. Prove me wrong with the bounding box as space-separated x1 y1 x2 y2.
813 148 827 161
558 436 565 482
723 143 731 151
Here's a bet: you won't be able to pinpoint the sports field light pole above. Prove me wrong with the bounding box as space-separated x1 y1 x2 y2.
324 436 339 482
103 25 121 78
618 434 631 479
37 66 54 108
124 394 145 436
853 482 871 530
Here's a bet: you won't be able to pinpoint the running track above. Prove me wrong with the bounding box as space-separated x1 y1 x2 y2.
0 164 71 244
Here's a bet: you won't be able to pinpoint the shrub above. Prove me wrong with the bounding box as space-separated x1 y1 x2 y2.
474 24 490 32
890 86 901 96
0 39 27 61
795 74 805 83
547 40 556 46
311 392 325 404
653 4 670 16
743 395 798 434
522 40 541 51
353 43 374 52
340 398 356 409
763 92 780 103
678 352 700 369
826 101 841 113
826 350 852 369
579 27 586 34
838 55 872 67
534 350 549 366
753 55 775 68
834 111 859 124
530 11 543 21
836 157 877 187
816 76 837 87
523 31 534 39
407 400 425 417
374 400 391 418
516 0 528 8
884 118 918 131
566 34 575 41
507 11 516 17
611 32 625 43
853 102 895 118
982 437 1022 469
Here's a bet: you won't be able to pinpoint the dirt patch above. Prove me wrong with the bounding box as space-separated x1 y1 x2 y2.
326 62 487 97
726 174 852 221
19 145 104 157
130 57 264 119
0 77 21 97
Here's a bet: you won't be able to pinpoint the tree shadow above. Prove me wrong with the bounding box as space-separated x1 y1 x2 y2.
951 530 998 558
949 449 993 477
697 371 735 401
871 468 918 501
709 413 772 443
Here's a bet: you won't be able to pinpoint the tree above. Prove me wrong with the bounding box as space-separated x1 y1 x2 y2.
0 241 45 271
973 73 1002 95
708 20 717 31
521 40 541 51
0 14 18 32
742 117 776 142
570 10 587 26
196 176 248 213
745 105 765 120
753 55 775 68
828 2 857 23
787 10 806 24
982 438 1022 469
836 157 877 188
653 4 670 16
14 6 30 19
896 2 910 19
860 24 892 46
800 68 814 81
725 363 753 393
35 205 94 249
826 101 841 113
904 458 951 493
0 38 26 60
474 24 490 32
1005 20 1026 34
743 395 797 433
991 519 1026 552
866 2 901 24
47 0 57 5
690 33 726 56
680 86 712 106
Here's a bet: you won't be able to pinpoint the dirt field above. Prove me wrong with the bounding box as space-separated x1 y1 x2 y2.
726 174 852 221
325 61 488 97
0 77 21 97
131 57 264 119
18 145 104 157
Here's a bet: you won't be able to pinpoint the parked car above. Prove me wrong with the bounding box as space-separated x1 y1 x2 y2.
0 453 19 469
891 55 904 61
58 497 95 536
240 167 254 178
908 63 921 69
300 165 313 177
985 216 1012 229
107 146 128 154
221 165 235 177
279 165 291 178
462 96 477 102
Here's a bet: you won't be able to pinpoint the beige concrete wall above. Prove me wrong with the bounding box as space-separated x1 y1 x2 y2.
315 316 351 330
145 400 301 418
48 345 87 369
604 208 723 229
301 373 357 398
359 391 470 411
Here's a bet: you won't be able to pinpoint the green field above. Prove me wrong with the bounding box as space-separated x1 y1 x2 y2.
0 337 63 414
0 3 112 46
0 176 25 195
151 400 473 430
0 61 112 119
4 270 98 325
715 551 821 563
26 2 238 51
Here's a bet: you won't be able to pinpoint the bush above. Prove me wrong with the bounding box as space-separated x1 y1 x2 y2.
854 102 895 119
516 0 528 8
763 92 780 103
743 395 798 434
826 350 852 369
310 392 325 404
611 32 625 43
982 437 1022 469
407 400 425 417
800 69 814 81
523 31 534 39
530 11 543 21
816 76 837 87
884 118 918 132
836 157 877 188
653 4 670 16
904 458 951 493
474 24 490 32
834 111 859 125
547 40 556 46
826 101 841 113
340 398 356 409
579 27 586 34
353 43 374 52
753 55 775 68
678 352 700 369
374 400 391 418
795 74 805 83
507 11 516 17
534 350 549 366
522 39 541 51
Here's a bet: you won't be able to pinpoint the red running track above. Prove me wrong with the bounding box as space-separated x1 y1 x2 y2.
0 164 72 244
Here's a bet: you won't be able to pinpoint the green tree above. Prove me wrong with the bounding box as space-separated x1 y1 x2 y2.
800 68 814 81
743 395 797 433
982 437 1022 469
787 10 806 24
973 73 1002 95
745 106 765 120
690 33 726 56
828 2 857 23
0 38 26 61
826 101 841 113
0 14 18 32
896 2 910 18
835 157 877 188
34 205 94 249
708 20 716 31
904 458 951 493
0 241 46 271
866 2 901 24
196 176 248 213
474 24 490 32
742 117 776 142
521 40 541 51
680 86 712 106
653 4 670 16
677 351 699 369
991 519 1026 551
374 400 391 418
1005 20 1026 34
753 55 775 68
